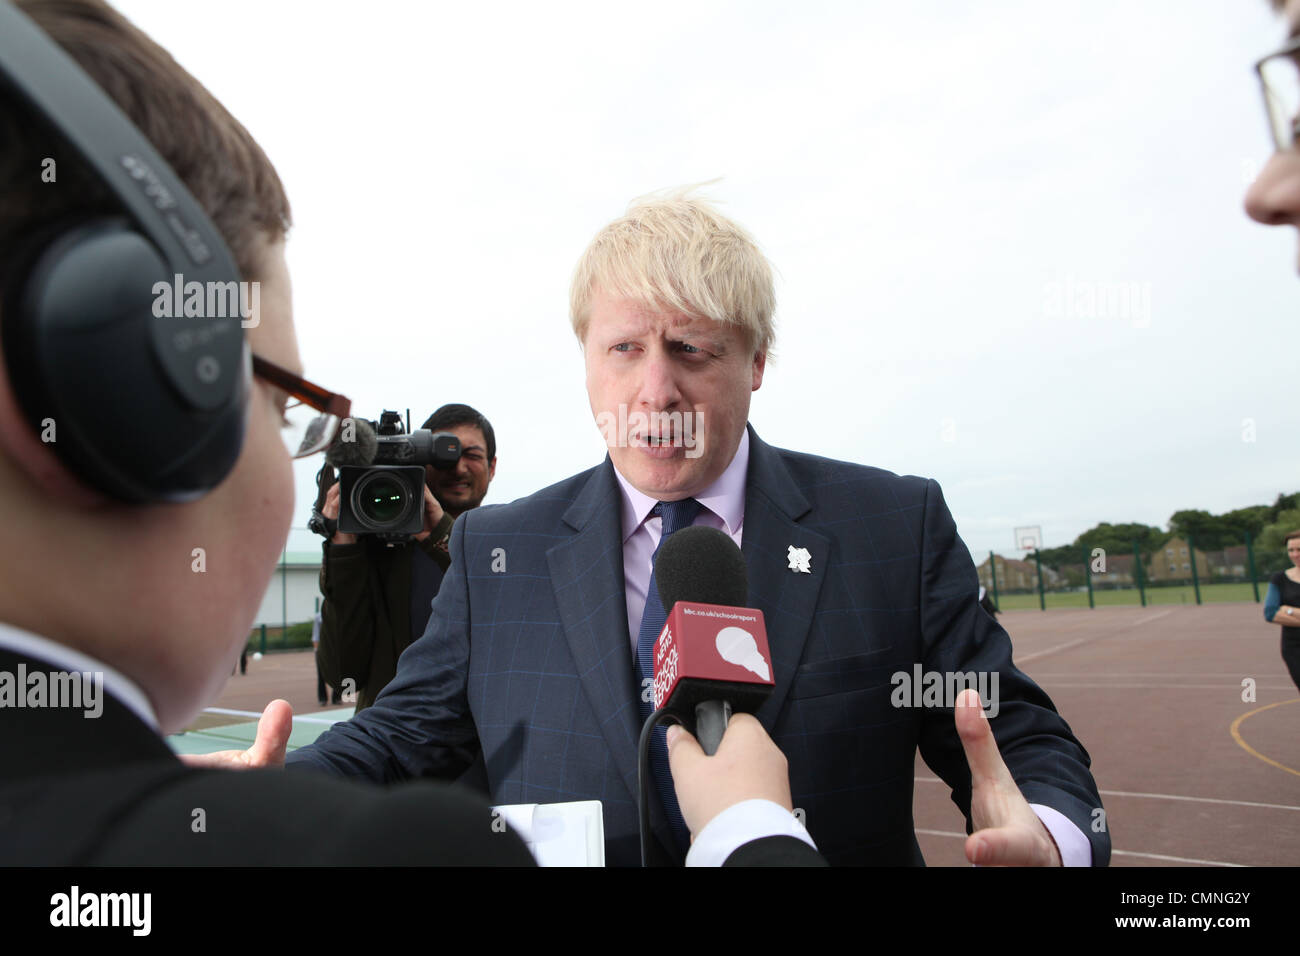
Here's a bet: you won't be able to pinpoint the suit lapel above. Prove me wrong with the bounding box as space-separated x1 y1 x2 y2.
545 460 647 806
742 428 829 731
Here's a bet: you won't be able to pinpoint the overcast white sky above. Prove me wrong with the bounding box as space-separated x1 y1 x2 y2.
116 0 1298 558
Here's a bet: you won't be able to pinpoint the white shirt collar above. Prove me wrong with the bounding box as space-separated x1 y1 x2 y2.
0 620 160 731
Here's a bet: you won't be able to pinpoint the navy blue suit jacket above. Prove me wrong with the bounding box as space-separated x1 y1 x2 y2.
289 426 1108 867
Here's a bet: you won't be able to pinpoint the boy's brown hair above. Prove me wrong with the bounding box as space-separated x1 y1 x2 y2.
0 0 291 283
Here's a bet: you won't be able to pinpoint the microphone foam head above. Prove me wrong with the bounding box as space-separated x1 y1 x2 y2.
325 417 378 468
655 524 748 610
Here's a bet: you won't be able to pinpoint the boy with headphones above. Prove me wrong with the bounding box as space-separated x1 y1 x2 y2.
0 0 533 865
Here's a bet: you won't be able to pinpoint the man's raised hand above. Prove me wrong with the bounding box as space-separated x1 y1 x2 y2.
955 688 1062 866
178 699 293 770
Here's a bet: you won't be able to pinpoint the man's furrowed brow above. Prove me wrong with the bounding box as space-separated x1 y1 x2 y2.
668 324 728 349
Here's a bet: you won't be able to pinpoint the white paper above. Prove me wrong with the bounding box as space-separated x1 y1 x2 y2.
491 800 605 867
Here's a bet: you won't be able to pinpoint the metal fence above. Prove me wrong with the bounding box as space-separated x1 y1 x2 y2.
976 532 1278 611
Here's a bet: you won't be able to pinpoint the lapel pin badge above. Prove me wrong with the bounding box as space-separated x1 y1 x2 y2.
787 545 812 574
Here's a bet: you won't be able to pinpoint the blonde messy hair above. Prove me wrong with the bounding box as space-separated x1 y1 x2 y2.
569 187 776 358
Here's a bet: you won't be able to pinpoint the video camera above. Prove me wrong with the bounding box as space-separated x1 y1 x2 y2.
313 410 462 540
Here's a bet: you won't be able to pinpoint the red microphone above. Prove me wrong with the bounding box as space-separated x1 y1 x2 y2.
650 526 775 754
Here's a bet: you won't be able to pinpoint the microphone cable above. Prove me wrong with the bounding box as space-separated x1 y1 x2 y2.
638 706 682 867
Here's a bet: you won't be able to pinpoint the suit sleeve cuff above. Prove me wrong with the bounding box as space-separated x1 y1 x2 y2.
685 800 817 868
1029 803 1092 867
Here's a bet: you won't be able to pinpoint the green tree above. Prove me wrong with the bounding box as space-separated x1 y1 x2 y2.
1268 493 1300 524
1033 545 1075 570
1258 508 1300 575
1076 522 1165 556
1025 522 1163 572
1168 509 1241 550
1018 499 1297 574
1221 505 1272 541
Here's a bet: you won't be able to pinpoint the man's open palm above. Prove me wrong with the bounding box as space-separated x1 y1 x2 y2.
178 699 293 770
955 688 1062 866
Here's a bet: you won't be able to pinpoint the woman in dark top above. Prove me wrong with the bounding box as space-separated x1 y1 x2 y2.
1263 530 1300 693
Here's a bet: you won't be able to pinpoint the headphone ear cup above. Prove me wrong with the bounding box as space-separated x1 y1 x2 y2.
3 218 247 503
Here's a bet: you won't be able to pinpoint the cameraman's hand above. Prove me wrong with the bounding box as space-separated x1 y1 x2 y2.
412 485 446 542
322 482 357 546
178 699 292 770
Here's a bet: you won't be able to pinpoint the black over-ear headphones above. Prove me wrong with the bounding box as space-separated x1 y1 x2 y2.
0 0 248 502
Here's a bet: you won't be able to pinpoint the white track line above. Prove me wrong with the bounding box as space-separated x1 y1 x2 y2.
201 706 340 725
1015 610 1174 663
1016 636 1096 663
1126 610 1176 628
915 777 1300 812
1098 788 1300 813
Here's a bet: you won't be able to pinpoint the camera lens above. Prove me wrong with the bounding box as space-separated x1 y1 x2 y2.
354 472 410 528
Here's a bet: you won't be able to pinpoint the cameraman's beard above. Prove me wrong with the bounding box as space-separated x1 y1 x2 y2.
430 483 480 520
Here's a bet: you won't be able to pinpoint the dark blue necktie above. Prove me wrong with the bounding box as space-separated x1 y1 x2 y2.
636 497 701 852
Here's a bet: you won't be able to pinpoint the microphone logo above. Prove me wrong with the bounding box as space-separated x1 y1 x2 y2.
715 626 770 681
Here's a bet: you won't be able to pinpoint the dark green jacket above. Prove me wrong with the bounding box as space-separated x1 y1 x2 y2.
317 512 454 712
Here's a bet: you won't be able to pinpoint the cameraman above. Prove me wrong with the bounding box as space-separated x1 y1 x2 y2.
317 404 497 713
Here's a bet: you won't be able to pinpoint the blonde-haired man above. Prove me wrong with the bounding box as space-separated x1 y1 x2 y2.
282 189 1107 868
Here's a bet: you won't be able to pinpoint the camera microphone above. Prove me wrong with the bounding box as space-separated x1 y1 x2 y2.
310 418 380 540
325 417 378 468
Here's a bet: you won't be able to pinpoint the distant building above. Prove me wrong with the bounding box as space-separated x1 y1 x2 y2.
253 550 323 627
1206 545 1248 580
976 555 1060 592
1145 536 1210 583
1089 552 1137 587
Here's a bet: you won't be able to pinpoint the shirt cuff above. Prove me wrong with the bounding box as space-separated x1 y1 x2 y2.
685 799 818 867
1030 803 1093 867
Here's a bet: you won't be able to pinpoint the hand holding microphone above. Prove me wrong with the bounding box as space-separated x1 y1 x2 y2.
665 714 792 839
